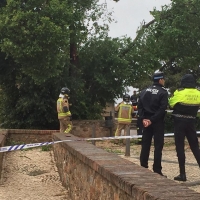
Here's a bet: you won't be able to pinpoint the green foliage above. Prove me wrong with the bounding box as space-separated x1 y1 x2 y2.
6 139 23 146
73 36 137 119
3 0 200 127
164 112 174 133
0 0 119 127
0 75 62 129
0 0 71 83
105 148 122 154
0 0 74 128
41 145 52 151
127 0 200 91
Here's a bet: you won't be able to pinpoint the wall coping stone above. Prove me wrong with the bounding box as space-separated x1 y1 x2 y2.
0 129 59 134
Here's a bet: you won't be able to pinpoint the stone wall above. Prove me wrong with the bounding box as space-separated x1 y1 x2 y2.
0 121 113 181
53 132 200 200
4 129 58 144
0 130 7 180
71 120 116 138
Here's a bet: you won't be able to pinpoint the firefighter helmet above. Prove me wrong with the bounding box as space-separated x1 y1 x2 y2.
60 87 70 95
123 94 130 103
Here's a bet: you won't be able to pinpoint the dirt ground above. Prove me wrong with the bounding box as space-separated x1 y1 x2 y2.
1 138 200 200
0 147 70 200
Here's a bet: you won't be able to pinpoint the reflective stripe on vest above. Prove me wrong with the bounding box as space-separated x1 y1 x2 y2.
118 103 132 123
58 111 71 117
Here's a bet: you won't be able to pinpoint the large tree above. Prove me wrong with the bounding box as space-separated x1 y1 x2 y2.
0 0 123 128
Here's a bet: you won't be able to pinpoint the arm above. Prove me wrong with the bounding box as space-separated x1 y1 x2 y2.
169 90 179 109
137 96 144 118
115 101 123 112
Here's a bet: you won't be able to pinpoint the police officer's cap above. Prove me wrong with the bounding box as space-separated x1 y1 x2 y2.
153 70 164 81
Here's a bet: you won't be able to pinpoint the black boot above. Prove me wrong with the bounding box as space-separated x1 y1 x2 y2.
174 174 187 181
174 166 187 181
154 171 167 178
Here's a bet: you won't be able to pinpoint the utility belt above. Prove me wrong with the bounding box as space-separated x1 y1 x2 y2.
172 114 196 119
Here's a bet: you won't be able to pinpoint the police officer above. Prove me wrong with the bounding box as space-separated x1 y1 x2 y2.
138 70 168 176
57 87 72 134
169 74 200 181
114 94 133 143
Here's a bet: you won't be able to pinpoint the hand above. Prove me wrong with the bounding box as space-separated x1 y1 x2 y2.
143 119 152 127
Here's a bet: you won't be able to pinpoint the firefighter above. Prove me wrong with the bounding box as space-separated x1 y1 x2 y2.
57 87 72 134
138 70 168 176
169 74 200 181
114 94 134 144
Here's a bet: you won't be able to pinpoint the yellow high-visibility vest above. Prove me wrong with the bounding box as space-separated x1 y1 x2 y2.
57 98 71 117
117 103 132 123
169 88 200 108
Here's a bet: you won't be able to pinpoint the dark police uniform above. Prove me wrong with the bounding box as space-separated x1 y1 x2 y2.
138 82 168 175
169 74 200 181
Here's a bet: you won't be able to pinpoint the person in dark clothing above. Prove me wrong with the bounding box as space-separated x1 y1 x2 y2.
138 70 168 176
130 90 138 106
169 74 200 182
130 90 143 139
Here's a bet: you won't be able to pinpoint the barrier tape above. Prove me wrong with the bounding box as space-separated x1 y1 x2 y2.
0 133 175 153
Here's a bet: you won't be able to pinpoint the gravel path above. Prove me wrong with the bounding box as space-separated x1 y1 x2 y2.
0 148 69 200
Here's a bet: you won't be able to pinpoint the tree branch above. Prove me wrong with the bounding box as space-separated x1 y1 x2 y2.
119 19 156 57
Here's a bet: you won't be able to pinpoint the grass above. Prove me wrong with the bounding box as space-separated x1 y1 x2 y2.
41 145 52 151
104 148 123 154
6 139 24 146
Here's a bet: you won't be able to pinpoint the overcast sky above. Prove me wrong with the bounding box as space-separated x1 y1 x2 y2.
98 0 171 102
99 0 171 39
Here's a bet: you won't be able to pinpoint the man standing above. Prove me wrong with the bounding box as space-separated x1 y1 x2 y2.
130 90 138 107
57 87 72 134
169 74 200 181
114 94 133 143
138 70 168 176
